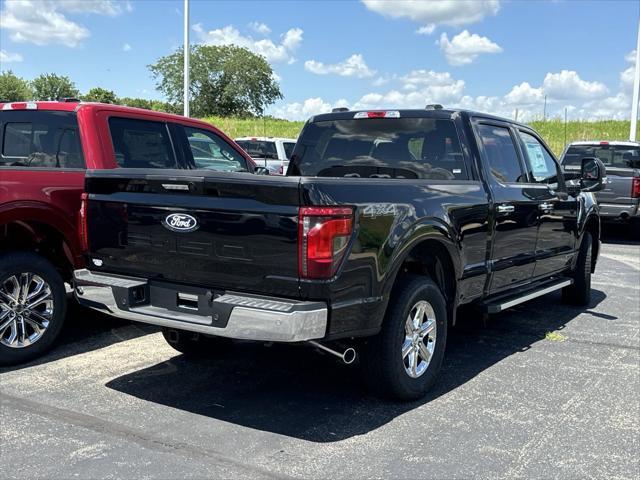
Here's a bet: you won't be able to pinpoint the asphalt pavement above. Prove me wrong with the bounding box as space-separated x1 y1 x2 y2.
1 227 638 479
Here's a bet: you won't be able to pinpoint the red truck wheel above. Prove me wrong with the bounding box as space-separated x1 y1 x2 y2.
0 252 67 366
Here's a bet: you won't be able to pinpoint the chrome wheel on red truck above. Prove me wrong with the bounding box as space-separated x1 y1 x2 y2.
0 252 67 366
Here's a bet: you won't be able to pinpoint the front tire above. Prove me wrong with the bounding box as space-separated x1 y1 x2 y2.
562 231 593 306
361 275 448 400
0 252 67 366
161 327 231 356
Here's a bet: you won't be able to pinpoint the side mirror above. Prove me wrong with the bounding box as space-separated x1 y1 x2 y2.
254 166 270 175
579 157 606 192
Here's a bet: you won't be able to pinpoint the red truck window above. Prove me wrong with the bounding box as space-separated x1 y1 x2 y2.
0 111 85 169
108 117 177 168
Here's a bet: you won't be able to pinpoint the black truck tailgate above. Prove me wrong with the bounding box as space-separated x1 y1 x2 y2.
84 169 301 298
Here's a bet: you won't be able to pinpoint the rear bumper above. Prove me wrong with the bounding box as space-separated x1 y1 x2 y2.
598 202 639 220
73 269 327 342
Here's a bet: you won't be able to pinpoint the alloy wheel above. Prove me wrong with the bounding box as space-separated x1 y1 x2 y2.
402 300 437 378
0 273 54 348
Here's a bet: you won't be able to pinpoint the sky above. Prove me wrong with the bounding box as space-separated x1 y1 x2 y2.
0 0 638 122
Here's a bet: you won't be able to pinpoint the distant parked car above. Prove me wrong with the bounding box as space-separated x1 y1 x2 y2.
560 141 640 236
235 137 297 174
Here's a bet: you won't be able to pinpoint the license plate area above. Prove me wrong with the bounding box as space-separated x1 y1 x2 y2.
147 281 232 327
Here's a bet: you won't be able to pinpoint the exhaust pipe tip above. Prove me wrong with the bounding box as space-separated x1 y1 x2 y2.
342 347 357 365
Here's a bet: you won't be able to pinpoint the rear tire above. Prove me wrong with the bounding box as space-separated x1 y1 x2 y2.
0 252 67 366
361 275 447 401
161 327 231 356
562 231 593 306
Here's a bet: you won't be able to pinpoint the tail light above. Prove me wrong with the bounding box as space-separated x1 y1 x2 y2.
632 178 640 198
78 193 89 252
298 206 354 279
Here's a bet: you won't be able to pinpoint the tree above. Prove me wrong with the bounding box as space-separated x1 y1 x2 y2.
149 45 282 118
31 73 79 101
83 87 116 104
117 97 179 114
0 71 32 101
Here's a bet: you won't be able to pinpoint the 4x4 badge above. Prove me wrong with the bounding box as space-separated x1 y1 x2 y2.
163 213 199 233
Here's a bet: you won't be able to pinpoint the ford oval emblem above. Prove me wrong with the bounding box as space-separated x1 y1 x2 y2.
163 213 199 233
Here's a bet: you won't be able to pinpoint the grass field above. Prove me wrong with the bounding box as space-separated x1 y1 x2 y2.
202 116 637 157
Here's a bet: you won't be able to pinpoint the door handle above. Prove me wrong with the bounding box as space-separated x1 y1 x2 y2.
496 204 515 213
539 202 554 211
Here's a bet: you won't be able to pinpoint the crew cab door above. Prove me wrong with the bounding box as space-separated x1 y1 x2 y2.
515 129 577 278
474 121 539 293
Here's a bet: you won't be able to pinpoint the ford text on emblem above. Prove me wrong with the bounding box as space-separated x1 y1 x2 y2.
163 213 199 233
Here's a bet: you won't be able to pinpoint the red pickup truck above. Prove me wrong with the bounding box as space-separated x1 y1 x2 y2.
0 100 256 365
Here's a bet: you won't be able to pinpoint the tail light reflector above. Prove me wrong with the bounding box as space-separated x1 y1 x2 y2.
632 177 640 198
79 193 89 252
298 206 354 279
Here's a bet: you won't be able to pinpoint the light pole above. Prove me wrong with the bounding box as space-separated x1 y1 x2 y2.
631 17 639 141
183 0 190 117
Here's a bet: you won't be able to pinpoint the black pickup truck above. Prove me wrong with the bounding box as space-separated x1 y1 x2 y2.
74 108 605 400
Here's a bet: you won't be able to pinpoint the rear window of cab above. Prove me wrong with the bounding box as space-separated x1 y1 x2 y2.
288 117 469 180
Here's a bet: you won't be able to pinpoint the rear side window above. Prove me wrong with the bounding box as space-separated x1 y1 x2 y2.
236 140 278 160
0 111 85 169
182 127 248 172
108 117 176 168
289 118 468 180
283 141 296 160
477 124 526 183
562 144 640 170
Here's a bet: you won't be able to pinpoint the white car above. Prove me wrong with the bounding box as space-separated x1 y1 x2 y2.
235 137 297 175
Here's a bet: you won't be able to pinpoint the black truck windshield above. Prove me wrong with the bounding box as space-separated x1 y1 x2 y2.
563 144 640 170
289 118 468 180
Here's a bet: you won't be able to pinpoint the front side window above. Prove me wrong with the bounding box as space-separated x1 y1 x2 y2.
477 124 526 183
108 117 175 168
1 111 84 169
518 130 559 187
184 127 248 172
289 118 468 180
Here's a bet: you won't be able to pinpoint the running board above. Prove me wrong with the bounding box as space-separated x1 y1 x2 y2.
482 278 573 314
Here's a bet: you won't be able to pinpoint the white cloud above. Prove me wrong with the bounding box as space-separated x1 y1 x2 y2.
542 70 608 100
0 50 23 63
248 22 271 35
0 0 130 48
305 54 376 78
272 97 334 120
621 50 637 93
362 0 500 30
272 53 633 122
122 43 131 52
416 24 436 35
54 0 132 16
504 82 544 105
438 30 502 66
625 50 637 64
193 24 303 63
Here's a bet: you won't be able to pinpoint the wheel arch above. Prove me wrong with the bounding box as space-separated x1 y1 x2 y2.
0 202 82 281
383 229 461 326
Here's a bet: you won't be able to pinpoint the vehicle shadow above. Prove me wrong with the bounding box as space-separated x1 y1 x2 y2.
0 300 157 373
601 223 640 245
105 289 607 443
